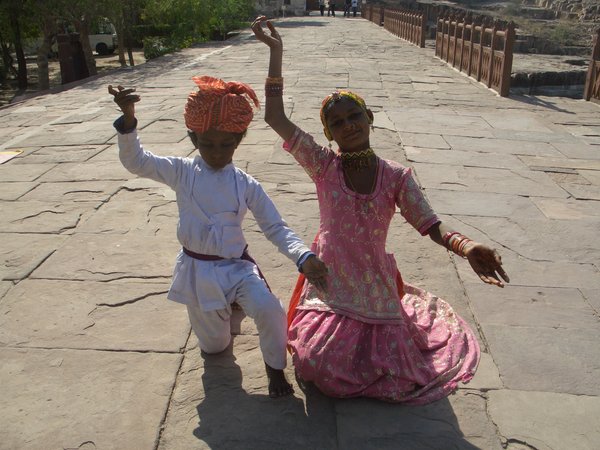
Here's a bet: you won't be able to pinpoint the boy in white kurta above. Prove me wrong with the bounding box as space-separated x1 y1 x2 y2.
109 76 328 397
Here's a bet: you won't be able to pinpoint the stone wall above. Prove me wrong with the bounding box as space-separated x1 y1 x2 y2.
525 0 600 20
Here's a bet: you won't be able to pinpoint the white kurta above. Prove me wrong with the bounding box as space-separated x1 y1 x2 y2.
117 131 311 312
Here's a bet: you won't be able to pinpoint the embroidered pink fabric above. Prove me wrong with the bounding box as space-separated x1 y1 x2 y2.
283 127 480 404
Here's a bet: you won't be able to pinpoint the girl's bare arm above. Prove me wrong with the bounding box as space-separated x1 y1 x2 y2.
251 16 296 141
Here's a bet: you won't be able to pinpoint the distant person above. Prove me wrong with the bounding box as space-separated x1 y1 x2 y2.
343 0 351 17
352 0 358 17
253 16 509 405
327 0 336 17
108 77 327 398
319 0 325 16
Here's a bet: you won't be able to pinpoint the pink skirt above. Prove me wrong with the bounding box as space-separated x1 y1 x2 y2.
288 283 480 405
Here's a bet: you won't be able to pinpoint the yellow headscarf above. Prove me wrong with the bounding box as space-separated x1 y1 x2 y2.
320 90 371 141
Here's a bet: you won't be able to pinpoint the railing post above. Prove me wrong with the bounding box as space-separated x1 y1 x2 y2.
487 20 498 88
445 14 453 63
477 19 488 82
584 28 600 101
469 17 481 77
397 10 402 39
499 21 515 97
420 12 426 48
451 14 461 67
435 16 443 57
458 15 469 71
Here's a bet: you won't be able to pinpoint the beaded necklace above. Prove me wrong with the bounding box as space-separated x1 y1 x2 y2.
341 148 378 197
339 147 375 170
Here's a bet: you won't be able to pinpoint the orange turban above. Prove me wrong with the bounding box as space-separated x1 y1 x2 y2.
184 76 260 134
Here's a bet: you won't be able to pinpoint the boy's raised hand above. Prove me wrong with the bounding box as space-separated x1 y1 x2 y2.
251 16 283 51
301 255 328 292
108 85 139 128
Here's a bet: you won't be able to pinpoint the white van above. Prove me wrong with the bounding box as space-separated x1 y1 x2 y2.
25 18 117 57
89 19 117 55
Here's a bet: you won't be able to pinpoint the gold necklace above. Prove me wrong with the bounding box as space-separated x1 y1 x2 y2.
339 148 375 170
344 161 378 196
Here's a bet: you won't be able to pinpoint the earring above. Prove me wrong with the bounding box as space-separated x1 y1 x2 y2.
328 141 332 149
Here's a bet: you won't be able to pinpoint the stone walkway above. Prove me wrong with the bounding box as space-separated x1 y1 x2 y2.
1 13 599 450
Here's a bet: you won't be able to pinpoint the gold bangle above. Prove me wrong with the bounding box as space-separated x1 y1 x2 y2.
265 85 284 97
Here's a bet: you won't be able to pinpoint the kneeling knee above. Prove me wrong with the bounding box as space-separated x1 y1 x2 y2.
199 336 231 354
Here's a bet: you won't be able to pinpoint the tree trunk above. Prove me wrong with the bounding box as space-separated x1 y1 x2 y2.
36 19 56 91
9 13 28 89
124 1 135 66
127 44 135 67
0 34 18 79
36 46 50 90
73 17 97 76
115 22 127 67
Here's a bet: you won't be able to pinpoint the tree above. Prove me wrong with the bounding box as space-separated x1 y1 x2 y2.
53 0 106 76
26 0 62 90
35 15 57 90
103 0 147 67
1 0 29 89
208 0 255 40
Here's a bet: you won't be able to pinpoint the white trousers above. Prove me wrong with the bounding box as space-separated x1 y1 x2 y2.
186 273 288 370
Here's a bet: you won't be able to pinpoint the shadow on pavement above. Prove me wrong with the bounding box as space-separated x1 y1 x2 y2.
191 336 482 450
509 93 576 114
192 337 338 450
299 378 484 450
270 20 328 28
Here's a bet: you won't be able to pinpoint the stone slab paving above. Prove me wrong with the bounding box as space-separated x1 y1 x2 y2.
0 347 182 450
1 12 599 450
488 390 600 450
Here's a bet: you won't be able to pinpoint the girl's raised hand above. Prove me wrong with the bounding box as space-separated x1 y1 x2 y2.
108 84 140 119
251 16 283 51
464 243 510 288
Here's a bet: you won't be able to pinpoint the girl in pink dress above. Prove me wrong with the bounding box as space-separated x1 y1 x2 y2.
252 17 509 404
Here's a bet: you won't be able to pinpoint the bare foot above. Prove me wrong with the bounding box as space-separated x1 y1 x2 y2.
265 363 294 398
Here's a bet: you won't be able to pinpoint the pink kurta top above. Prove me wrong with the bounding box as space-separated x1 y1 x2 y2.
284 127 440 323
285 127 480 404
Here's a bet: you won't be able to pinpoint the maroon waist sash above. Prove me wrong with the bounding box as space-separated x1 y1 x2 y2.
182 247 271 291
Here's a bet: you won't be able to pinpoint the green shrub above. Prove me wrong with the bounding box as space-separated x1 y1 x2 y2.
504 0 522 16
142 36 177 59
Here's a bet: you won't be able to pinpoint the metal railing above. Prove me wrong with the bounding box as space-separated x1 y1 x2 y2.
435 15 515 97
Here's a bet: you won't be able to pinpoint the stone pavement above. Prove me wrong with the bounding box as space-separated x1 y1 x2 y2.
1 13 599 450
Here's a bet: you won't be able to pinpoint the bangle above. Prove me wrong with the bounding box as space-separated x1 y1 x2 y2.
457 238 472 258
265 77 284 97
265 85 283 97
442 231 460 249
446 233 471 258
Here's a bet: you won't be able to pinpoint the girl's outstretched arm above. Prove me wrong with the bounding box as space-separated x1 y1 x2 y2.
251 16 297 142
